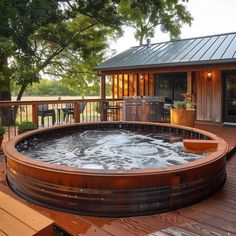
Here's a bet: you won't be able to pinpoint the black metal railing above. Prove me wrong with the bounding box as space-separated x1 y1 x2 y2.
0 98 122 141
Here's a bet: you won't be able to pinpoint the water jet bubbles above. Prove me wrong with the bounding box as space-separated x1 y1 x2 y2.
21 129 205 170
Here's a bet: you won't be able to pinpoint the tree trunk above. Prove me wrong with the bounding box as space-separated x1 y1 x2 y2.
139 35 144 45
12 83 28 120
0 77 14 125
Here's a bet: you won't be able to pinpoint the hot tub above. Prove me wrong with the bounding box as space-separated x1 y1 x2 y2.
4 122 228 217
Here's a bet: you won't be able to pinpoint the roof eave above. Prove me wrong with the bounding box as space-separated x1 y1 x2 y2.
95 59 236 72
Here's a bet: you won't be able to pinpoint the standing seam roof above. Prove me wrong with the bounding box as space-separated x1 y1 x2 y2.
95 32 236 71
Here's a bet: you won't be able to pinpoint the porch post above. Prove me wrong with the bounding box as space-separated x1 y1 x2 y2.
32 104 39 128
100 74 106 99
100 74 107 121
187 71 192 97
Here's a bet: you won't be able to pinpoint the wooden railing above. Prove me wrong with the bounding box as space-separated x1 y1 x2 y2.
0 98 123 140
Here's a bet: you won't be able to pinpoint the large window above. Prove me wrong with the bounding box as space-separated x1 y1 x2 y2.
154 72 187 102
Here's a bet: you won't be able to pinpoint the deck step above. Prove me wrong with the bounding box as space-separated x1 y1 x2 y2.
0 191 54 236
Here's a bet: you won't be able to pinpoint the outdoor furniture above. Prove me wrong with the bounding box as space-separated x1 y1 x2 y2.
103 102 120 121
122 97 164 122
162 103 172 122
38 104 56 127
62 102 87 121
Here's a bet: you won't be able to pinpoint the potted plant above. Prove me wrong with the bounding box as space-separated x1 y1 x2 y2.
170 93 196 127
0 125 5 148
18 121 38 134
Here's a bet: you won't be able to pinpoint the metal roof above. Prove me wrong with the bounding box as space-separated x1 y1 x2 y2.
95 32 236 71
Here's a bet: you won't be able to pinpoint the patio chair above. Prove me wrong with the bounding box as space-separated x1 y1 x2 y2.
161 97 173 122
62 102 87 121
38 104 56 127
103 102 120 121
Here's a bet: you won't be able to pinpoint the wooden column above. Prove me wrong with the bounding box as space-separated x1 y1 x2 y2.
187 71 192 95
100 75 107 121
100 75 106 99
32 104 39 128
73 102 79 123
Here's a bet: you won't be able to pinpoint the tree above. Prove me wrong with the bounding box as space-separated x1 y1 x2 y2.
0 0 123 103
0 0 69 123
118 0 193 45
0 0 193 106
0 0 66 100
19 79 79 96
40 14 119 97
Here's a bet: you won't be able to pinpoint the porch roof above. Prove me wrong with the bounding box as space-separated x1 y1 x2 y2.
95 32 236 71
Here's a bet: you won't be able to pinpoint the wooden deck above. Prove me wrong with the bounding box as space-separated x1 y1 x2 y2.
196 122 236 151
0 192 54 236
0 124 235 236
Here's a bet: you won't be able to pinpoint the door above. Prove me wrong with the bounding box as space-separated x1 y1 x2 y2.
223 72 236 123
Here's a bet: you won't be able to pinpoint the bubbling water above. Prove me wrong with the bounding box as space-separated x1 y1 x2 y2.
20 129 204 170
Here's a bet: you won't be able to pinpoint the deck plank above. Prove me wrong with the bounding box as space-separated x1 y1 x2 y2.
82 216 139 236
0 192 54 232
0 230 7 236
177 208 236 234
0 208 36 236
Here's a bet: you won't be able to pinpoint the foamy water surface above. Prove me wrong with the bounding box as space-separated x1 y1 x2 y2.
21 129 205 170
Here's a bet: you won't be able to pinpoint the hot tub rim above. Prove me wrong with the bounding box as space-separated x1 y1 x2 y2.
4 121 228 176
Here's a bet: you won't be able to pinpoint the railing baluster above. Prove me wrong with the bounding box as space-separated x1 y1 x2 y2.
0 98 122 140
26 105 29 122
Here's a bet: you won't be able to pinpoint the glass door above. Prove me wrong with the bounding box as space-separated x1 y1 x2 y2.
154 72 187 102
223 72 236 123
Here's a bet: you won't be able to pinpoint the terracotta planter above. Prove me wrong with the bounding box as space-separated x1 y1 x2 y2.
170 108 196 127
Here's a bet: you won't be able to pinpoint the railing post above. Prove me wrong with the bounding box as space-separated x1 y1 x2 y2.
32 104 39 128
74 102 79 123
100 101 107 121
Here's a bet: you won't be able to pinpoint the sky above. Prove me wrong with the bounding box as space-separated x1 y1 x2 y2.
111 0 236 54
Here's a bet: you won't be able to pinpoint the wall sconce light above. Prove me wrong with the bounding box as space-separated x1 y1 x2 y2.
139 74 144 80
207 71 212 80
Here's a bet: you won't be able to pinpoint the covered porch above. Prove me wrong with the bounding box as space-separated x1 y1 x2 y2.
97 32 236 125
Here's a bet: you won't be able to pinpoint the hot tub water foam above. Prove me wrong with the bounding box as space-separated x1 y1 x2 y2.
20 129 204 170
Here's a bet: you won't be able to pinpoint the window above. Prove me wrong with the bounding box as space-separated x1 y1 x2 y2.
154 72 187 102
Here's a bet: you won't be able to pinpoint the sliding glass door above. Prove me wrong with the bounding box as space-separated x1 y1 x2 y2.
154 72 187 102
223 72 236 123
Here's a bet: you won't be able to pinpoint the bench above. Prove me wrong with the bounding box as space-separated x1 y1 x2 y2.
0 191 54 236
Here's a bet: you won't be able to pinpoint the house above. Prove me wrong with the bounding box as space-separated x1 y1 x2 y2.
95 32 236 125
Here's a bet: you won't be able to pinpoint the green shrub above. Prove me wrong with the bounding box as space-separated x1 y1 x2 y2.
0 125 5 135
18 121 37 132
173 100 195 110
186 102 195 109
173 100 186 109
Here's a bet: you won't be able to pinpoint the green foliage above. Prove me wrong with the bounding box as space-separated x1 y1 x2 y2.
186 101 195 109
0 0 193 101
173 100 186 109
0 125 5 135
95 103 101 114
18 121 37 132
173 100 195 110
0 0 66 100
118 0 193 45
21 79 80 96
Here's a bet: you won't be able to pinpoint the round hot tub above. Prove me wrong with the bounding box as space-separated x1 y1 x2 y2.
4 122 228 217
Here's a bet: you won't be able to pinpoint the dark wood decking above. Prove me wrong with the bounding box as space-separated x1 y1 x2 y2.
196 123 236 150
0 124 235 236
